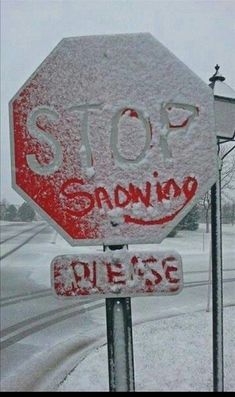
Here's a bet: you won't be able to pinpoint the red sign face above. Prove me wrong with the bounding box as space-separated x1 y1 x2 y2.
10 34 218 245
51 250 183 298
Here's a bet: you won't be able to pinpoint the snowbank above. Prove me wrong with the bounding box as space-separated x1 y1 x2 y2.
58 307 235 392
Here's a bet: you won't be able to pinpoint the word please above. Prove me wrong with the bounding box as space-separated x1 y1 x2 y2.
60 172 198 225
52 252 183 297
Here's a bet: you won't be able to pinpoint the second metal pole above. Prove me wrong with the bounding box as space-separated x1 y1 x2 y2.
211 162 224 391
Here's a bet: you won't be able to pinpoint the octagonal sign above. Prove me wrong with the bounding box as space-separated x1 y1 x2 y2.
9 33 218 246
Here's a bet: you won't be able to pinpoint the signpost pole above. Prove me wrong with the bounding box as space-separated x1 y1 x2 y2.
211 154 224 392
209 65 235 392
210 143 234 391
104 245 135 392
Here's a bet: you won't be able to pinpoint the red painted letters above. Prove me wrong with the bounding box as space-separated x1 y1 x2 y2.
52 252 183 297
60 173 198 226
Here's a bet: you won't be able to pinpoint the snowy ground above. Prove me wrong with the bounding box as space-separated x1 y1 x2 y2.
58 308 235 392
0 222 234 391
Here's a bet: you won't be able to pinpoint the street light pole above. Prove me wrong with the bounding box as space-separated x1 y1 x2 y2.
209 65 235 392
210 150 223 392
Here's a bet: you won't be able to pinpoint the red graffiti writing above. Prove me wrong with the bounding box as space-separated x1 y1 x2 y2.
53 253 183 297
60 171 198 226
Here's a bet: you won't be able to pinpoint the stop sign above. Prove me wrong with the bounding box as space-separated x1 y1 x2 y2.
9 33 218 246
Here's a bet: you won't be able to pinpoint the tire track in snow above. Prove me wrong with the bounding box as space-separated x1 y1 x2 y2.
0 300 104 350
1 277 234 307
184 268 235 274
0 290 52 307
0 225 50 261
0 288 51 304
184 277 235 288
0 223 29 228
0 223 46 244
1 297 96 337
1 278 234 350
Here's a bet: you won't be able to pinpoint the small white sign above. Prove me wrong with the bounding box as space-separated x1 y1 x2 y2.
214 98 235 139
51 249 183 298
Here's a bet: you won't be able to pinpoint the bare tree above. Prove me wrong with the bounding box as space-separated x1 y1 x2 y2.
199 142 235 232
220 144 235 192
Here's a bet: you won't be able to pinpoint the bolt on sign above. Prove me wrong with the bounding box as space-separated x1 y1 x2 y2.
51 249 183 298
9 33 218 246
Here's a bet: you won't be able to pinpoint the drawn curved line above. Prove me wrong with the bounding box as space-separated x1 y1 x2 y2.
124 197 191 226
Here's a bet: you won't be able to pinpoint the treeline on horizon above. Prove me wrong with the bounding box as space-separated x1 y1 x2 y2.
0 200 37 222
0 199 234 233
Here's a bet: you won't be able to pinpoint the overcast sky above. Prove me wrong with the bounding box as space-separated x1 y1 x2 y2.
1 0 235 204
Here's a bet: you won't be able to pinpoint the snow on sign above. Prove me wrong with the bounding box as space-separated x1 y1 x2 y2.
10 33 218 246
51 249 183 298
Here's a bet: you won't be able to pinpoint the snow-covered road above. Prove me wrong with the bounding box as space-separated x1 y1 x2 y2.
0 222 234 391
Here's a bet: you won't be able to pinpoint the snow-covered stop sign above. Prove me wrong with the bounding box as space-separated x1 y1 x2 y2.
10 33 218 246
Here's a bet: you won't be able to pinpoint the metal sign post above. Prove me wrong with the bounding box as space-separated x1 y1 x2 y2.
104 245 135 392
211 166 224 392
209 65 235 393
106 296 135 392
210 142 234 392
